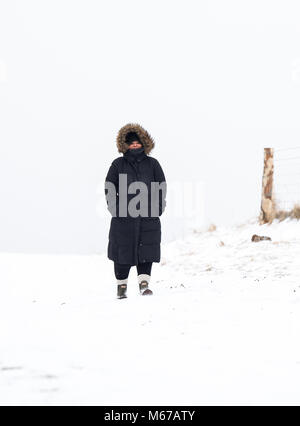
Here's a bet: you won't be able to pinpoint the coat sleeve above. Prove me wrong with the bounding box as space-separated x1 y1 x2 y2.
104 161 119 217
153 159 167 216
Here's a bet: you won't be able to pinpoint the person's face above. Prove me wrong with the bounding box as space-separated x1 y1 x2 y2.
128 140 142 149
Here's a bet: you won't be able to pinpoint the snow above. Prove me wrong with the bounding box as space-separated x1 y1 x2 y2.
1 218 300 405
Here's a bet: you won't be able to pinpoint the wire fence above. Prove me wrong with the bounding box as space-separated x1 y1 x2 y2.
273 146 300 212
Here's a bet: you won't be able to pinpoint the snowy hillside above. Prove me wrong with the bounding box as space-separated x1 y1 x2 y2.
1 218 300 405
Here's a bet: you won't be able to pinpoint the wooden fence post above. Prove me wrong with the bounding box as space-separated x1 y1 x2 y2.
260 148 275 224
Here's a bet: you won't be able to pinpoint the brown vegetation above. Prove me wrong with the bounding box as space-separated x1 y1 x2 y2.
275 204 300 222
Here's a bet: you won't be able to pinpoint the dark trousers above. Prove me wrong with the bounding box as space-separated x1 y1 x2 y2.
114 262 153 280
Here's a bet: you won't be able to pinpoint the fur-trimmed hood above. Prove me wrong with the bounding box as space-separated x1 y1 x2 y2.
116 123 155 155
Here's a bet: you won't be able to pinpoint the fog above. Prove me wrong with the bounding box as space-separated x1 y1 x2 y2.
1 0 300 253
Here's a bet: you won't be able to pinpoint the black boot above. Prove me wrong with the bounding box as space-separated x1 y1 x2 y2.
117 284 127 299
139 280 153 296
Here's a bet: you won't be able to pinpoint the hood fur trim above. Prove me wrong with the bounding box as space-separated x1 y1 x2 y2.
116 123 155 155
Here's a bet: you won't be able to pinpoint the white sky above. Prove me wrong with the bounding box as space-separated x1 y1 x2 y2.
1 0 300 254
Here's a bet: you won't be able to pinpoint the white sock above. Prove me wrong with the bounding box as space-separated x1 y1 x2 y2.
138 274 151 285
117 278 128 286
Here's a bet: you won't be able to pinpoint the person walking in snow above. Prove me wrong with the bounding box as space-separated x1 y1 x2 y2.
105 123 167 299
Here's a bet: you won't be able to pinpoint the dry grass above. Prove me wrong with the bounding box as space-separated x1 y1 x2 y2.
275 204 300 221
208 224 217 232
291 204 300 219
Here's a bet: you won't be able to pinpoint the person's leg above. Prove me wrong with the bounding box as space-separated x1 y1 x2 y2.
137 262 153 294
114 262 131 299
137 262 153 276
114 262 131 281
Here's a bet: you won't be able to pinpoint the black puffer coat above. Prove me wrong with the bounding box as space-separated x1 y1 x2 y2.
105 123 167 265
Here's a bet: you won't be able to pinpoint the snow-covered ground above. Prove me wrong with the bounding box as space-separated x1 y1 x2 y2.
1 218 300 405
